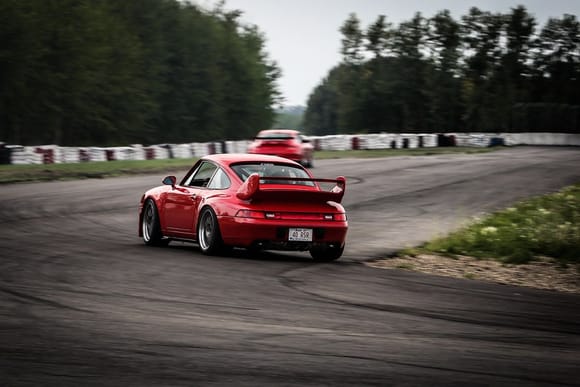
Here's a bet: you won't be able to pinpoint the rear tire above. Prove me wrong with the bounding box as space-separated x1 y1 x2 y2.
197 207 225 255
142 199 169 247
309 244 344 262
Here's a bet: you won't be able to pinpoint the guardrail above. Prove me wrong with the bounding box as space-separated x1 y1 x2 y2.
1 133 579 165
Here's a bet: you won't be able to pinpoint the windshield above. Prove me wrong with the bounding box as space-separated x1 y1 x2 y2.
230 162 314 186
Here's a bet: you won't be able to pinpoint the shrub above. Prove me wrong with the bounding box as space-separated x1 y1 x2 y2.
425 184 580 264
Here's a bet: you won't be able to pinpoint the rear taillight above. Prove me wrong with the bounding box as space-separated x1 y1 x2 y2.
235 210 347 221
235 209 264 219
322 213 347 221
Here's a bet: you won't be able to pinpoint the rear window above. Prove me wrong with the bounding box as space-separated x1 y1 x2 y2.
255 132 294 140
230 163 314 186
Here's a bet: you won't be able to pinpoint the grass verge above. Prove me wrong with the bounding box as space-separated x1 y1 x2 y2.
0 158 198 184
0 147 501 184
413 184 580 264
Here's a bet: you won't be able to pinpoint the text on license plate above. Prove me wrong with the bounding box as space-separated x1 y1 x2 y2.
288 228 313 242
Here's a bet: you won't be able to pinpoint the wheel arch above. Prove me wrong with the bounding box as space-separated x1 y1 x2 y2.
140 195 166 236
196 204 218 232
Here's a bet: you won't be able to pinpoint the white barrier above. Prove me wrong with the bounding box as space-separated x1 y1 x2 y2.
360 133 394 149
226 140 250 153
60 147 80 163
10 146 43 165
129 144 146 161
191 142 209 157
318 135 352 151
3 133 579 165
170 144 193 159
89 148 107 162
503 132 580 146
150 145 169 160
453 133 492 147
421 134 438 147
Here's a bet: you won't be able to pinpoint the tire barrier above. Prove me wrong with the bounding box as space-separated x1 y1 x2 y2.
0 143 11 165
309 135 352 151
2 133 579 165
225 140 250 154
79 149 90 162
417 136 424 148
503 132 580 146
489 137 505 147
437 134 456 147
313 138 321 151
90 148 107 162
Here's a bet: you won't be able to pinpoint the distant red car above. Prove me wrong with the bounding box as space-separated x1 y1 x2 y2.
139 154 347 261
247 129 314 167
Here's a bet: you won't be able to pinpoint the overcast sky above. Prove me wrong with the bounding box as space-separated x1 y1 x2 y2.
198 0 580 106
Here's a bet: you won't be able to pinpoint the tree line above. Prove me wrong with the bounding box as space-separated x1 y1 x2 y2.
0 0 281 146
304 6 580 135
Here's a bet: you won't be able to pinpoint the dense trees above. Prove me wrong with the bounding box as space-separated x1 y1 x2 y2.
2 3 577 144
304 7 580 135
0 0 281 146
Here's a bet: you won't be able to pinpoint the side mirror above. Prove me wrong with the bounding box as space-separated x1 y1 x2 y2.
162 175 177 188
302 138 311 143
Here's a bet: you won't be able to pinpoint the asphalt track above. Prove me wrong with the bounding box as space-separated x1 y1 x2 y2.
1 146 579 386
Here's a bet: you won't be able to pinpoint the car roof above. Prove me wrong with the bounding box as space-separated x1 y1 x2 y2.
202 153 301 167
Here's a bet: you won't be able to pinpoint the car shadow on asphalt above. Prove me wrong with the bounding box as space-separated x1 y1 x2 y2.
143 242 317 264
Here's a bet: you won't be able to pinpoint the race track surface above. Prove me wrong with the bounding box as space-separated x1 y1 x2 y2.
1 147 579 386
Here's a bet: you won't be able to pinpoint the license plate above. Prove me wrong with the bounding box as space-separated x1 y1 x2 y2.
288 228 313 242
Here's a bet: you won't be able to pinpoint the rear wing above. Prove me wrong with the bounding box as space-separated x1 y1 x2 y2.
237 173 346 204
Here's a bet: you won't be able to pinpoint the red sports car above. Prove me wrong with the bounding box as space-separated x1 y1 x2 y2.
139 154 347 261
247 129 314 167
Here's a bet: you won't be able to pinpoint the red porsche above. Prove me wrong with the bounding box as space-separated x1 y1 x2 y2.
139 154 347 261
247 129 314 167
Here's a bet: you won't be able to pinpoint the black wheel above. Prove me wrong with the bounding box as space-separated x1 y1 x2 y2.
197 207 224 255
142 199 169 246
309 244 344 262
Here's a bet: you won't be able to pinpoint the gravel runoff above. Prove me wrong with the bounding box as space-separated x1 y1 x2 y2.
367 254 580 294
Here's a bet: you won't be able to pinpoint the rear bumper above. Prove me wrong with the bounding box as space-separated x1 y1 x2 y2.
219 216 347 249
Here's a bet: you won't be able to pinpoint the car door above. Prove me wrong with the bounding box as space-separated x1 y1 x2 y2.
164 162 217 237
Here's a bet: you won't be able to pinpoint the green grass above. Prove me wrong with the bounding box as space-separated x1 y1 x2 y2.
315 147 498 159
0 158 198 184
0 147 500 184
421 184 580 264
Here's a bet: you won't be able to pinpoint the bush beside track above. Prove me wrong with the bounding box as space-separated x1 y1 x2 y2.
410 184 580 264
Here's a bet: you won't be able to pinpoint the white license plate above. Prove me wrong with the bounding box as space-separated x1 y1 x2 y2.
288 228 313 242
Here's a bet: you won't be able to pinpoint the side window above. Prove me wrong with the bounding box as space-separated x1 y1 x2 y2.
184 162 217 187
207 168 231 189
